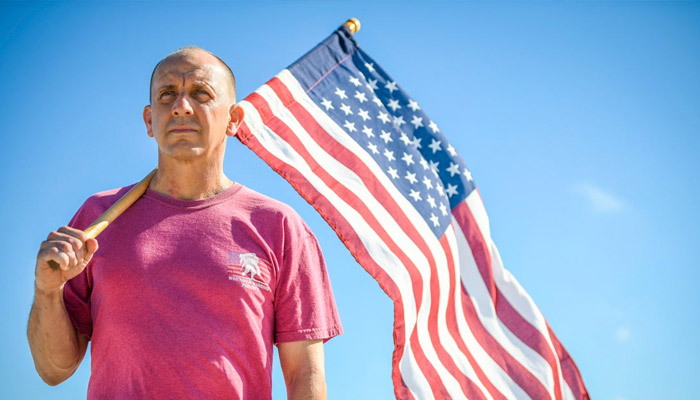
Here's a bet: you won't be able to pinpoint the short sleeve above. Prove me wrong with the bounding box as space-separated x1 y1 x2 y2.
273 226 342 344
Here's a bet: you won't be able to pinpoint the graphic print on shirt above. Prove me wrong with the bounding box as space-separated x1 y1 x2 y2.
226 251 271 292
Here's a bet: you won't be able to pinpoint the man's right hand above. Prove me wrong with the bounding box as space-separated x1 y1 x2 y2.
35 226 98 293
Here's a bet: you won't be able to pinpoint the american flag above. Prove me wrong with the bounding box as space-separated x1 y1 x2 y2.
236 25 589 400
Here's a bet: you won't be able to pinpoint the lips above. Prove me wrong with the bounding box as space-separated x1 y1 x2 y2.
167 125 200 133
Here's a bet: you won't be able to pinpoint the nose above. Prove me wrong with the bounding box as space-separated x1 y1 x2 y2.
171 92 194 116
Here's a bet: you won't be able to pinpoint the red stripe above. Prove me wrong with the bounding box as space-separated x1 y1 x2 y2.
496 289 562 399
452 200 555 400
238 103 451 397
439 231 505 400
546 324 590 400
260 79 484 396
454 194 572 400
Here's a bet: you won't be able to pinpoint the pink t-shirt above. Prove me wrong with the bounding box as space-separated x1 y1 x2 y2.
63 183 342 399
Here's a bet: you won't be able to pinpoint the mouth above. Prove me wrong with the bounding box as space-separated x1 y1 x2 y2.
167 126 199 134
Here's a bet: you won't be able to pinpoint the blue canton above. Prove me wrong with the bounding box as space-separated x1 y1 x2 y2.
288 27 476 237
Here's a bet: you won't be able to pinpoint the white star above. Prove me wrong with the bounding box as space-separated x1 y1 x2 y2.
445 183 458 197
426 194 437 208
349 76 362 87
383 149 395 162
387 99 401 112
408 189 422 202
464 168 473 181
335 87 348 99
428 120 439 133
367 142 379 154
354 91 368 103
429 160 440 176
358 108 371 121
436 184 444 196
371 96 383 107
343 120 357 132
447 162 460 177
429 213 440 227
447 144 457 157
380 130 392 143
378 111 391 124
321 98 334 110
340 103 353 116
362 125 375 138
367 79 378 91
408 99 420 112
411 137 422 149
365 62 375 72
410 115 423 129
419 158 429 170
387 167 399 179
385 81 398 93
401 152 415 166
428 139 442 154
393 115 405 127
399 132 412 146
405 171 418 184
422 176 433 189
439 203 448 216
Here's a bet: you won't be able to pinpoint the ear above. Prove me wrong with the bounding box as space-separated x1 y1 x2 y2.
226 104 245 137
143 105 154 137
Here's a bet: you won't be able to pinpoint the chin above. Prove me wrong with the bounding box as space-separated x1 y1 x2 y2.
163 146 206 162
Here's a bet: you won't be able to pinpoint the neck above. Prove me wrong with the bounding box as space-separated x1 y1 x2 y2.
149 156 233 200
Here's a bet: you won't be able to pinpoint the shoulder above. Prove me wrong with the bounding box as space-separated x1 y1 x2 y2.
234 184 314 237
235 185 301 218
68 185 136 230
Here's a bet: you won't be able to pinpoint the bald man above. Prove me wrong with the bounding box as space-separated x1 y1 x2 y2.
28 47 342 399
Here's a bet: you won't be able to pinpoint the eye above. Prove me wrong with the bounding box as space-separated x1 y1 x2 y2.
193 89 212 101
159 90 176 101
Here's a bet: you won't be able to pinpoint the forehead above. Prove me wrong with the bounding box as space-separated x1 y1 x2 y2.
152 53 227 87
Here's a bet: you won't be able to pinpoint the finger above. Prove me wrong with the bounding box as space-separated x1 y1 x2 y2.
46 231 85 260
46 246 72 270
84 238 99 262
43 240 81 269
52 240 79 268
56 226 89 246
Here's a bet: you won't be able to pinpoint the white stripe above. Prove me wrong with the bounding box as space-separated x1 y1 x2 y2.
241 98 431 397
269 71 494 397
451 215 532 399
442 225 496 400
467 191 553 337
562 380 576 400
467 192 564 397
272 71 494 397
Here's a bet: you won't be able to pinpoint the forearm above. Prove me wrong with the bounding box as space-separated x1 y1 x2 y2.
27 283 86 385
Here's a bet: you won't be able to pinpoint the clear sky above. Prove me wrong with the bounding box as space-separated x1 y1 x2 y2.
2 1 699 399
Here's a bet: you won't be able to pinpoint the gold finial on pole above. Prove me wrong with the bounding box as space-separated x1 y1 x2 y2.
343 18 361 34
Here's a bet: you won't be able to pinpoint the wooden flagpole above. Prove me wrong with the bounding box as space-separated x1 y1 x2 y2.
48 168 157 270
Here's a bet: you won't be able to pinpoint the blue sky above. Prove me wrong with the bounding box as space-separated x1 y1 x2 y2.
2 1 699 399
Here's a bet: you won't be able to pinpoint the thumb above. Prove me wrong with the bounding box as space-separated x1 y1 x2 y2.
84 238 99 262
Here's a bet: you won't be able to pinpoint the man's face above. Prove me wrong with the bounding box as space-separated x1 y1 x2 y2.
144 51 237 162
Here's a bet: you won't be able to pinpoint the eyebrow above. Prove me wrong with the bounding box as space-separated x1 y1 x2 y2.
191 82 216 93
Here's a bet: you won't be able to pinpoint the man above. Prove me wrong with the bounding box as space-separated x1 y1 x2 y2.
27 47 342 399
